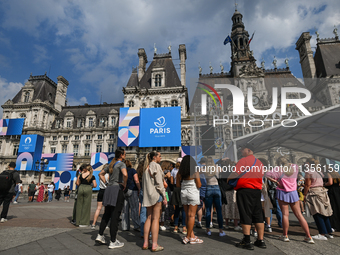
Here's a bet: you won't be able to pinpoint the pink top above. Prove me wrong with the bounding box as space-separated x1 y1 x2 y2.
266 164 299 192
306 171 324 187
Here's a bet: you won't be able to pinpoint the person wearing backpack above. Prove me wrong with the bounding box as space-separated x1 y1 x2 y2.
0 162 20 222
13 180 23 204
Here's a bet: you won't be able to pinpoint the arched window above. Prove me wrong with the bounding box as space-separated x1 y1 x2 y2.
154 101 161 108
128 101 135 107
155 74 161 87
171 100 178 107
24 92 30 103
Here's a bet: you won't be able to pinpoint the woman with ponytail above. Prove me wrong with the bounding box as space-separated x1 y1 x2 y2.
96 148 128 249
142 151 167 252
76 164 97 227
266 157 314 243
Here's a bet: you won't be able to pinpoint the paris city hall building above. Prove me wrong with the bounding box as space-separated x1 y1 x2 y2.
1 9 339 190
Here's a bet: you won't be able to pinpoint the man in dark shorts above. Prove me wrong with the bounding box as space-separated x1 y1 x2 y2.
28 181 36 202
227 143 266 250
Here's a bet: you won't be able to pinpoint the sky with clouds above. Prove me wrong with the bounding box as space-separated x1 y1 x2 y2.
0 0 339 117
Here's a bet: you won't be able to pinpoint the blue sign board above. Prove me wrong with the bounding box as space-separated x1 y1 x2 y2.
0 118 24 136
16 134 44 171
139 107 181 147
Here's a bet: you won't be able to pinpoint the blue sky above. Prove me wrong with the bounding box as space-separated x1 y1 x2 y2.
0 0 339 117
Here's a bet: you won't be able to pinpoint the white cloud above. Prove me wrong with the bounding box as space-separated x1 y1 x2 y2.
33 45 50 64
0 76 23 118
1 0 340 105
67 96 88 106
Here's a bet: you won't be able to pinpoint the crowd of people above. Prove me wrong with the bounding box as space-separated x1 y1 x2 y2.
1 145 340 252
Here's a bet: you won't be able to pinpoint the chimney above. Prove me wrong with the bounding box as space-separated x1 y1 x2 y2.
138 48 148 82
54 76 69 112
178 44 187 86
295 32 316 79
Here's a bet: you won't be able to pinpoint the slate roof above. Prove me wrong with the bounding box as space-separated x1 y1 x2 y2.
138 53 182 89
56 103 123 119
314 40 340 78
12 74 57 104
126 68 138 87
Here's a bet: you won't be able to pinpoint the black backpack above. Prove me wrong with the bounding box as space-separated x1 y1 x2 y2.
0 170 15 192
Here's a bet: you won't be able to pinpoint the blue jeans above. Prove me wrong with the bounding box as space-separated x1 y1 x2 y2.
313 213 332 235
174 206 186 227
48 191 53 202
275 199 282 228
205 185 223 229
139 190 147 237
14 191 21 202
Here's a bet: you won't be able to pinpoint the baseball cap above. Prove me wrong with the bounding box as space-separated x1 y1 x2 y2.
176 158 182 163
241 143 255 152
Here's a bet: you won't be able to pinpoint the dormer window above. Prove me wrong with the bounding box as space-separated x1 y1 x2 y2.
56 119 60 128
151 69 165 88
24 92 30 103
89 118 94 127
111 117 116 126
128 101 135 107
154 101 161 108
66 118 72 128
171 100 178 107
155 74 161 87
99 117 105 127
77 118 83 128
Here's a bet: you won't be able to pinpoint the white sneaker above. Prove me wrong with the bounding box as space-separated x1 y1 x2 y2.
219 231 226 237
210 222 213 228
95 234 106 244
78 225 89 227
266 227 272 233
0 218 7 223
304 237 315 244
234 226 242 231
13 201 18 204
160 226 166 231
331 228 335 233
91 225 96 230
279 235 290 242
312 234 327 240
250 230 258 237
325 234 334 239
109 239 124 249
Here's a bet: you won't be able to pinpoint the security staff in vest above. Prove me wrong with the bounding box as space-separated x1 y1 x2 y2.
0 162 20 223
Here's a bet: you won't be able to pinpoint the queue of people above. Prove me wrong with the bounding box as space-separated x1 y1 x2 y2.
2 146 340 252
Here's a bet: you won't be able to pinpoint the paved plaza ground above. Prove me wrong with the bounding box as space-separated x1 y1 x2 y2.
0 196 339 255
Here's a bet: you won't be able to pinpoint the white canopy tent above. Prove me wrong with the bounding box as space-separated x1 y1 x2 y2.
224 105 340 162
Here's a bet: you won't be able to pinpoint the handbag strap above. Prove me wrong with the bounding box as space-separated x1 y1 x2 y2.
239 158 257 178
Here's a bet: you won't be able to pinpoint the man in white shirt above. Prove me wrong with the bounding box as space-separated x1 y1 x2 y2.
47 182 55 202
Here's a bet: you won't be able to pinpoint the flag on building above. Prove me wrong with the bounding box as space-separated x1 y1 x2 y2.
223 35 232 45
248 31 255 45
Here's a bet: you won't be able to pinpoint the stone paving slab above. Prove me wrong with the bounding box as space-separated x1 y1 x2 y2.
1 197 340 254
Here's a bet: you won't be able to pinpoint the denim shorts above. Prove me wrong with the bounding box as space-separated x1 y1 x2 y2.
157 195 163 203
